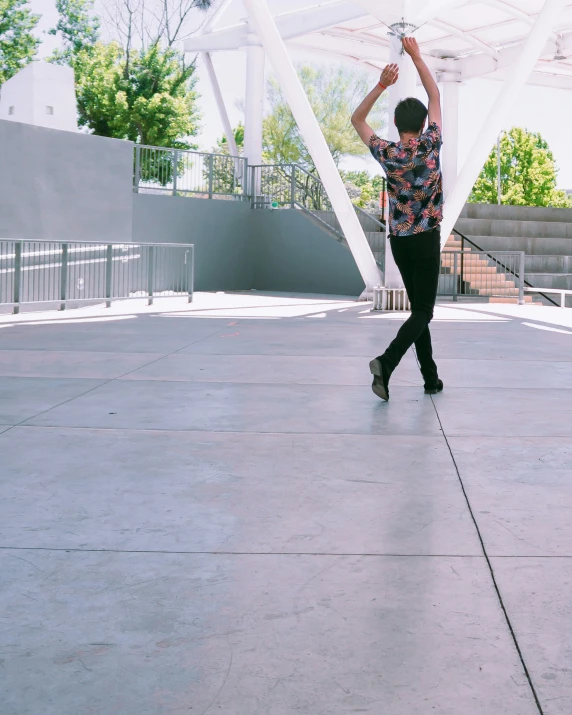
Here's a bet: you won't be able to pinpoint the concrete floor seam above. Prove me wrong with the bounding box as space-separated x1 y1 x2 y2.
0 546 488 558
4 325 228 434
430 394 545 715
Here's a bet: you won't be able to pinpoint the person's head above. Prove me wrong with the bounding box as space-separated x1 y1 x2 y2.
394 97 428 137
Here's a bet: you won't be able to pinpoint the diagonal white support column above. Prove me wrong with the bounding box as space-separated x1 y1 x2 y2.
440 0 567 246
203 52 239 158
242 0 381 292
244 44 265 168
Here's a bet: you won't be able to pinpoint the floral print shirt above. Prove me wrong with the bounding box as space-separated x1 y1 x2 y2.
369 122 444 237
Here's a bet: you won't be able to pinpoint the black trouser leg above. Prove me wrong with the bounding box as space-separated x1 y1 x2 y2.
380 229 441 382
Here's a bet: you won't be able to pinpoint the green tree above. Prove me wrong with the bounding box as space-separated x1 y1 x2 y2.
207 124 246 195
340 170 386 209
263 64 386 170
71 41 200 147
0 0 40 83
48 0 100 65
470 127 572 208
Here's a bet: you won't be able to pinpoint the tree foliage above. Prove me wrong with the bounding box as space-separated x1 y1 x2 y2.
48 0 207 153
0 0 40 83
263 64 386 171
470 127 572 208
48 0 100 65
71 41 200 148
340 170 386 210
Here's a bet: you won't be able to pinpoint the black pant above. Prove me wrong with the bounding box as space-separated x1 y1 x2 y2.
381 228 441 386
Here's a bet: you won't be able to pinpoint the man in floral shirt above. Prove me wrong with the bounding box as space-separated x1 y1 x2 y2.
352 37 444 401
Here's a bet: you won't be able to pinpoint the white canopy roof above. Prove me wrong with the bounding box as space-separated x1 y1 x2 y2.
185 0 572 89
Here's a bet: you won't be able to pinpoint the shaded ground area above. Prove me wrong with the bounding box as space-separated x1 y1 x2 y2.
1 293 572 715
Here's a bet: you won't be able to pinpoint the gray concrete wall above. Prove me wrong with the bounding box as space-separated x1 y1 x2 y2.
132 196 365 296
250 209 364 296
0 119 133 242
132 194 254 292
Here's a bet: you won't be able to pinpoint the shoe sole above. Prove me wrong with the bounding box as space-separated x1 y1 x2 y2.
369 359 389 401
424 385 444 395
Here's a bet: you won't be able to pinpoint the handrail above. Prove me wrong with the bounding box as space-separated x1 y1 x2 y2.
136 144 242 161
452 227 559 307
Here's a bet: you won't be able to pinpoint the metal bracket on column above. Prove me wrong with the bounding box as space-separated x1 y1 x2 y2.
372 286 411 311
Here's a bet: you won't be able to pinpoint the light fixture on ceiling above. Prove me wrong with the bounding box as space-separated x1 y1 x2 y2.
554 35 566 60
388 20 418 52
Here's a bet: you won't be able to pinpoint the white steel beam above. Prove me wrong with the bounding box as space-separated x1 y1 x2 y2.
242 0 382 292
429 19 499 57
480 0 559 41
442 81 460 199
184 2 366 53
413 0 472 26
440 0 568 246
203 53 239 158
457 32 572 80
244 45 265 167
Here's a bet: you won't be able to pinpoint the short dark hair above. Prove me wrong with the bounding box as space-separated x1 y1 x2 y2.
394 97 428 134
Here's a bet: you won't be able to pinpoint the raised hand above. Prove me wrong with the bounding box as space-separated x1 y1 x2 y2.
380 63 399 88
402 37 421 60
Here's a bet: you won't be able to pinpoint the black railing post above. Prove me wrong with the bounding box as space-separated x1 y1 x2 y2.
460 235 465 295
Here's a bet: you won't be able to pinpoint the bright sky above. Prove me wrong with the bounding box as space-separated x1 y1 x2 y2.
30 0 572 189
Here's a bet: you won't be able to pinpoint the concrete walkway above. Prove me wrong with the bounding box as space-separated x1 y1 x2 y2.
1 293 572 715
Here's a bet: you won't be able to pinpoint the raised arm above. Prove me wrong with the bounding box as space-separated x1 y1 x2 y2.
402 37 442 129
351 64 399 146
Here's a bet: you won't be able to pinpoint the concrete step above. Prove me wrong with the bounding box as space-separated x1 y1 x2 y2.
524 273 572 290
456 217 572 239
525 255 572 272
457 235 572 256
459 203 572 223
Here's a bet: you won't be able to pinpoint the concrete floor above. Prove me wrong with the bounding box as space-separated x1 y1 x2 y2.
1 293 572 715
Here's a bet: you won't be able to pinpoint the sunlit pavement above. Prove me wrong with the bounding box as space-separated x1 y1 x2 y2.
1 292 572 714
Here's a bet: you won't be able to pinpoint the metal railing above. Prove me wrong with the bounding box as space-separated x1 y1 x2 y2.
248 164 386 266
0 239 194 314
134 145 249 200
248 163 386 224
453 228 560 307
439 249 525 303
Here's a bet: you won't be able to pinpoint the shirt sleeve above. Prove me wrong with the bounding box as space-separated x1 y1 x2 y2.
369 134 390 164
419 122 442 151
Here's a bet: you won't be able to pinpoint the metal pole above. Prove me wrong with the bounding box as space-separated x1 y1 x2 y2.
60 243 68 311
243 158 249 201
497 133 502 205
148 245 155 306
134 145 141 192
188 245 194 303
105 244 113 308
173 149 178 196
460 236 465 295
13 241 22 315
208 154 214 199
290 164 296 208
440 0 567 247
242 0 381 292
518 251 525 305
453 251 458 302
